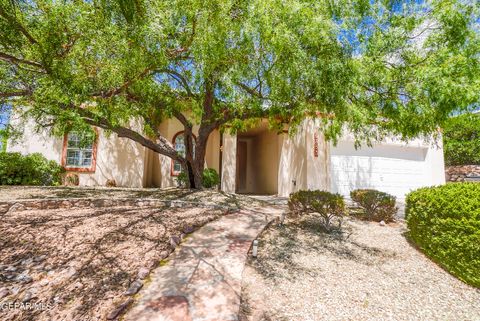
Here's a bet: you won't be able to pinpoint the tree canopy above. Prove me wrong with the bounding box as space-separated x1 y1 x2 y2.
443 112 480 166
0 0 479 187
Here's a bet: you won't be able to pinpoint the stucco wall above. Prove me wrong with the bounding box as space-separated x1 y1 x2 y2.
7 117 64 163
221 133 237 193
277 119 330 197
78 130 146 187
7 116 147 187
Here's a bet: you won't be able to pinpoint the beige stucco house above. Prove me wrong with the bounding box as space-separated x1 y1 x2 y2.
7 116 445 198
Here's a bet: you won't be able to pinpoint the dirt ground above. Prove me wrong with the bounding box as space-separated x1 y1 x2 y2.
0 187 248 321
240 215 480 321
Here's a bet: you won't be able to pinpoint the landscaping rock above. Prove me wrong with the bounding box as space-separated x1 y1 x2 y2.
379 220 386 226
160 251 169 260
33 255 47 263
5 266 17 272
124 280 143 296
8 203 26 212
10 287 21 296
22 291 33 303
183 225 195 234
107 298 133 320
16 274 33 283
21 258 34 266
170 235 181 248
0 287 9 299
137 267 150 280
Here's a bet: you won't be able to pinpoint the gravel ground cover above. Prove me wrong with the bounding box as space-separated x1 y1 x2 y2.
240 215 480 321
0 202 228 320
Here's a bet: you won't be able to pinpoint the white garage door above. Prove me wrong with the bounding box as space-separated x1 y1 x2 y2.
330 141 428 199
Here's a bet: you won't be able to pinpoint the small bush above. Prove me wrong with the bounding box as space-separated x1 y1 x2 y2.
202 168 220 188
176 168 220 189
176 171 188 187
406 183 480 288
0 152 64 186
350 189 398 222
289 190 346 231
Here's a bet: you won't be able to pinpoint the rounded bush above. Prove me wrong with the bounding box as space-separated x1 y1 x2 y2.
0 152 64 186
350 189 397 222
288 190 346 231
406 183 480 288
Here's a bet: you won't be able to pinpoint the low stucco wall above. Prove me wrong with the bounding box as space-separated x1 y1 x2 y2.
445 165 480 182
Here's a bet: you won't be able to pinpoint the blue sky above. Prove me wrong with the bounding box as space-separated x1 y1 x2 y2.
0 104 11 129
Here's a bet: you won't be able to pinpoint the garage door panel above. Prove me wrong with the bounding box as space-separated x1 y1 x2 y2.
330 142 428 198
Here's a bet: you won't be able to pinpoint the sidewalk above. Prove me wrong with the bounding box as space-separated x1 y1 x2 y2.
124 206 281 321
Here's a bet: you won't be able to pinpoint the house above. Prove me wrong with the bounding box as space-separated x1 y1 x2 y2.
6 116 445 198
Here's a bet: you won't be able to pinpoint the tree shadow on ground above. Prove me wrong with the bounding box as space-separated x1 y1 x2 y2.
248 215 398 285
0 204 226 321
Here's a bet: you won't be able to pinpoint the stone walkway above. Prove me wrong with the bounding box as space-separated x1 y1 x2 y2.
124 205 282 321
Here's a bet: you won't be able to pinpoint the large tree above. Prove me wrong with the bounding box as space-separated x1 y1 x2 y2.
0 0 479 188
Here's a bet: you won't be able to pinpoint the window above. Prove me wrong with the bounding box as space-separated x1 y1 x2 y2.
171 131 195 176
62 130 97 172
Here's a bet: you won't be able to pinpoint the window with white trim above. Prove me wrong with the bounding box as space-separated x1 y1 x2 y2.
65 132 94 168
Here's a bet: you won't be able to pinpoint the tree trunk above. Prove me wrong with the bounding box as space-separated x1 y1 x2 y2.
183 126 210 189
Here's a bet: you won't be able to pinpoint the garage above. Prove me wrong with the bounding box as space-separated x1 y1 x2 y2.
330 140 430 199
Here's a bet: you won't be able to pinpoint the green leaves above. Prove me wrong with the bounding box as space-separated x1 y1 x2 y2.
443 112 480 166
0 0 478 145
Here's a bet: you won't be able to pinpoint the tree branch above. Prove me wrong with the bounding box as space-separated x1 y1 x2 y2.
0 6 38 45
0 52 43 69
92 68 151 98
236 82 266 99
159 68 195 97
0 90 31 98
73 106 180 160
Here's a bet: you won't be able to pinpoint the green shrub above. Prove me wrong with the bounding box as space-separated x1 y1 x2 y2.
350 189 398 222
0 152 64 186
202 168 220 188
176 168 220 189
443 113 480 166
406 183 480 288
175 171 188 187
289 190 346 231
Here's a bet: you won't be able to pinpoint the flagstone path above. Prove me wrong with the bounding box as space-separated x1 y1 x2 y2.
124 205 283 321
